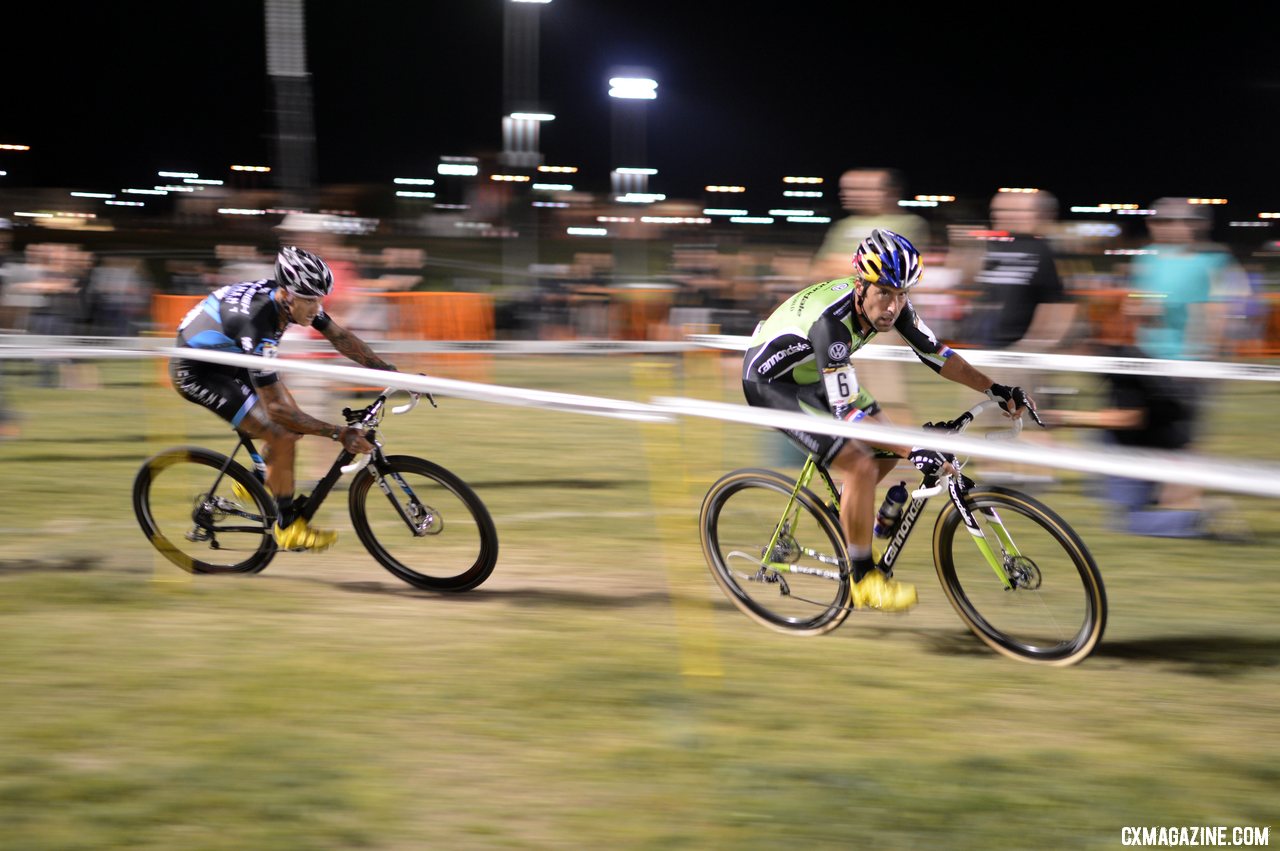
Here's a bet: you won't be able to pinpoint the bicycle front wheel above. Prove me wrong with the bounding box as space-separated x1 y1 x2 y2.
700 468 851 635
933 486 1106 666
348 455 498 591
132 447 277 574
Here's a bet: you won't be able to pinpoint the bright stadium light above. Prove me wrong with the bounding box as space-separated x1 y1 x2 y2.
158 171 198 179
609 77 658 99
510 112 555 121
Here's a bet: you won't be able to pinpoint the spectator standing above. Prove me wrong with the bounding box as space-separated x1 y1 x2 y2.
1112 197 1252 531
961 189 1077 485
809 168 931 428
963 189 1076 352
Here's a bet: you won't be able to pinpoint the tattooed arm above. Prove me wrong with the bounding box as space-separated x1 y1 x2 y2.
317 317 397 372
257 380 376 452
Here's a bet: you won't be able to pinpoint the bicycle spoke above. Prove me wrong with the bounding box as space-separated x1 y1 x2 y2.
350 456 497 591
134 450 275 574
939 489 1104 663
703 471 850 633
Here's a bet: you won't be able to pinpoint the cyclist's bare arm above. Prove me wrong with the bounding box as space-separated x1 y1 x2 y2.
255 382 374 452
258 381 336 436
317 318 397 372
938 351 995 395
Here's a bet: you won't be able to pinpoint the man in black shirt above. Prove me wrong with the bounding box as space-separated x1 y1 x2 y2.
965 189 1075 351
172 246 398 551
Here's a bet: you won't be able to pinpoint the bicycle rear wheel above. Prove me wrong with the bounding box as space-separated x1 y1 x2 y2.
132 447 277 574
348 455 498 591
932 486 1106 665
700 468 851 635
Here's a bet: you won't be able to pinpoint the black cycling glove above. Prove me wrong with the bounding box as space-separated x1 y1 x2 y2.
909 447 954 476
987 383 1044 426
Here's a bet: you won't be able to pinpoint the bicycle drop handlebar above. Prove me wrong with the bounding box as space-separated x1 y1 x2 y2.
339 387 426 475
910 399 1025 499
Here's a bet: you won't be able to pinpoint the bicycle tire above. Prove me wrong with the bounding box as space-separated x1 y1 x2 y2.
132 447 277 575
700 468 852 635
348 455 498 591
932 486 1106 666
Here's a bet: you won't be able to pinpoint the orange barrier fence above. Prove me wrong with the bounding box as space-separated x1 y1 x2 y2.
375 291 494 382
149 294 204 385
1236 292 1280 357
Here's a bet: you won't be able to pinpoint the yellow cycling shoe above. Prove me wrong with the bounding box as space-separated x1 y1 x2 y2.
852 570 918 613
273 517 338 552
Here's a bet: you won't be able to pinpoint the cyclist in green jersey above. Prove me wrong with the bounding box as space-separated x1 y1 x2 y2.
743 228 1041 612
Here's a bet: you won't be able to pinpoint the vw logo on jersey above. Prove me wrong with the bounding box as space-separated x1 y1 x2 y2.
832 281 850 292
828 342 849 361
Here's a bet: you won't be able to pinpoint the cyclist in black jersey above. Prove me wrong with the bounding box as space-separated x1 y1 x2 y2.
743 229 1042 611
172 245 399 552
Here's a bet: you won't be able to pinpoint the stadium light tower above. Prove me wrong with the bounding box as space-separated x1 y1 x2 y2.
502 0 552 169
264 0 316 204
608 70 658 198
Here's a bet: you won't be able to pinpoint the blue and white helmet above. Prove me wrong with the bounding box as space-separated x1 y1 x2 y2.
275 245 334 297
853 228 923 290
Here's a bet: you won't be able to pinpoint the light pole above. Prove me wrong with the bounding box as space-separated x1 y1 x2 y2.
501 0 553 294
501 1 552 169
263 0 317 208
609 72 658 282
608 73 657 198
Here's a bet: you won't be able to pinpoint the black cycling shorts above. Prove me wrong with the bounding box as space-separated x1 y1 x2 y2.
171 359 262 429
742 379 894 468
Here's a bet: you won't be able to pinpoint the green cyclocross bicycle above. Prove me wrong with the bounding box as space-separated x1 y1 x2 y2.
133 387 498 591
699 398 1106 666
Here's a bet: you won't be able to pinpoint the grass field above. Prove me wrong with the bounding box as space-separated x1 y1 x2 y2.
1 352 1277 850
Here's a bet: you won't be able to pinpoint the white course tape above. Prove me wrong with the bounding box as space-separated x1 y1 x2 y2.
5 333 1279 382
155 347 675 423
650 396 1280 499
3 340 1278 497
685 334 1280 383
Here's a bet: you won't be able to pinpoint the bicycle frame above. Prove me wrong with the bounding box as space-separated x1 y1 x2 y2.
197 387 429 537
759 400 1023 589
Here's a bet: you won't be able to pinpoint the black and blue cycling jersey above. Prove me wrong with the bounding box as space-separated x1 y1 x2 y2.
172 280 331 427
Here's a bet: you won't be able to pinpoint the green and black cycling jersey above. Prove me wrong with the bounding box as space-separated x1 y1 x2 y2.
743 275 952 399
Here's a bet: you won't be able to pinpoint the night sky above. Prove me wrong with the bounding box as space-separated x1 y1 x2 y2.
5 2 1280 212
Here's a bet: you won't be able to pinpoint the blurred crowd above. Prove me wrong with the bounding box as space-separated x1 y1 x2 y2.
2 173 1278 543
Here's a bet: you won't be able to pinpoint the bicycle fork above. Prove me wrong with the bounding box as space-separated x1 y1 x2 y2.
367 452 437 537
947 478 1018 590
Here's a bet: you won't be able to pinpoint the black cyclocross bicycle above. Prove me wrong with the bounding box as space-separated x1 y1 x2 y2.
133 387 498 591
